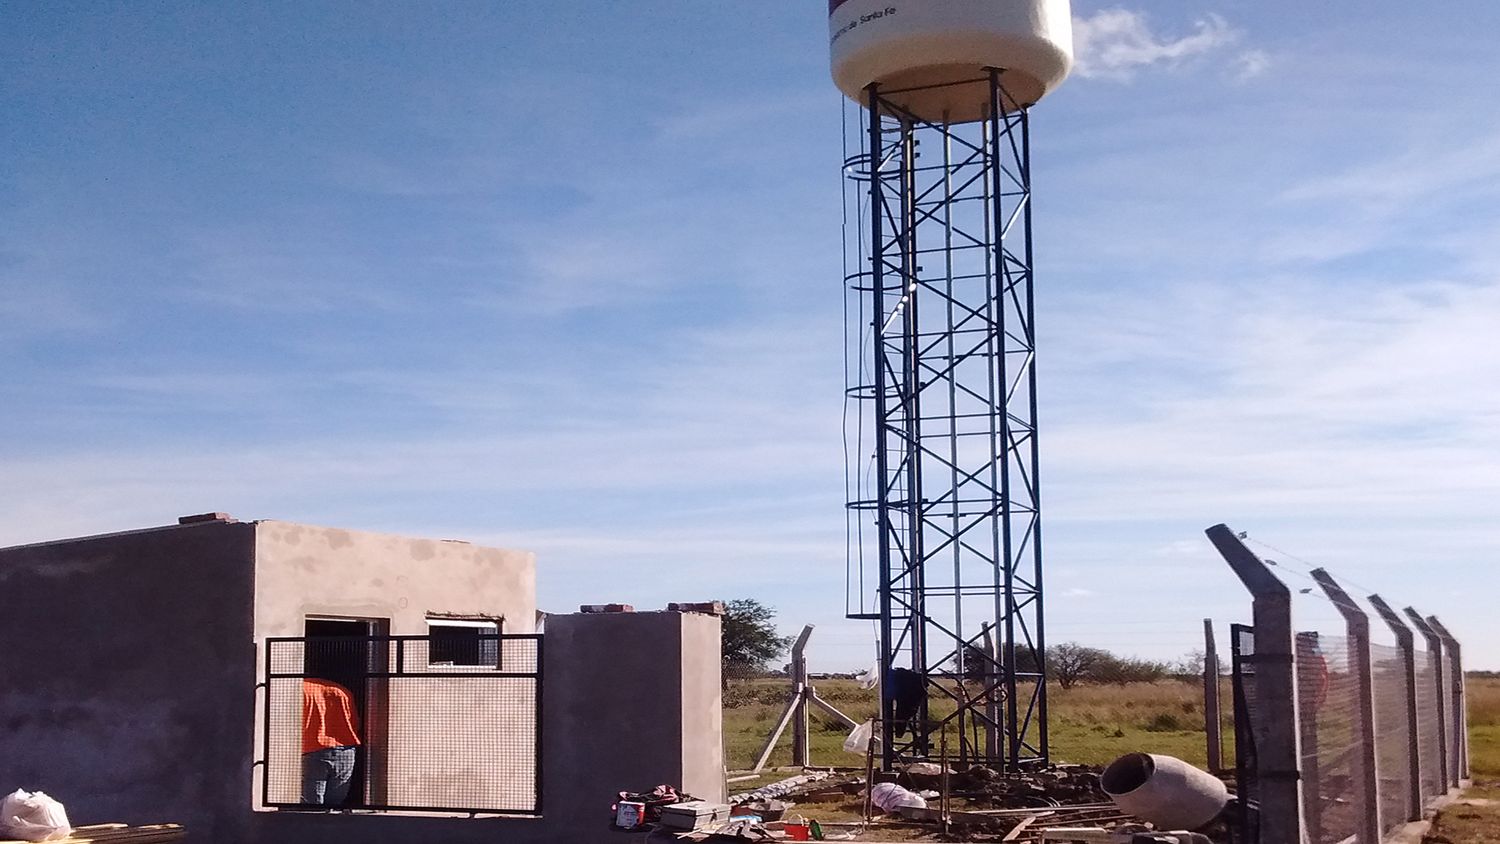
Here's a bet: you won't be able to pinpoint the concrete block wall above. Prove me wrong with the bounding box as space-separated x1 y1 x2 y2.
0 521 259 844
249 520 538 812
541 610 725 810
0 518 724 844
254 608 725 844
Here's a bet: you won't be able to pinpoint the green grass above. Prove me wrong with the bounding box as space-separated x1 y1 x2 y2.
724 675 1500 784
724 677 1224 771
1468 676 1500 779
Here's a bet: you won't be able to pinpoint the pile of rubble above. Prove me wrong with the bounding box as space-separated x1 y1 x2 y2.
707 757 1236 843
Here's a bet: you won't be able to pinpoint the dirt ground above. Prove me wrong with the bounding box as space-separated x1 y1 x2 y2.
1424 784 1500 844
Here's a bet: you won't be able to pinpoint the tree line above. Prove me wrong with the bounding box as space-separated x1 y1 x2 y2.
958 641 1209 688
719 599 1210 688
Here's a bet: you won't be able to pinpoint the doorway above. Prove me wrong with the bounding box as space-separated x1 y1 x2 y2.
303 617 388 808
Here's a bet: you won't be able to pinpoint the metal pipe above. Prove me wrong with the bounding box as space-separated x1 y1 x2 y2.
867 82 896 774
1100 753 1228 830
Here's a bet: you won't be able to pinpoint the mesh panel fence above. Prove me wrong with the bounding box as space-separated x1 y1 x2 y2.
1370 642 1413 833
1439 656 1459 781
1414 650 1441 803
1296 633 1362 844
263 634 541 815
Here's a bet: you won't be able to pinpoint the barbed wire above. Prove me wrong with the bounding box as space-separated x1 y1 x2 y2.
1243 533 1385 599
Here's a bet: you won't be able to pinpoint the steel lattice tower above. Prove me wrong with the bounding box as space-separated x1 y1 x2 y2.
844 72 1047 771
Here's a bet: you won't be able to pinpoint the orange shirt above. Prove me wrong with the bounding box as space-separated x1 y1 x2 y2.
302 678 362 754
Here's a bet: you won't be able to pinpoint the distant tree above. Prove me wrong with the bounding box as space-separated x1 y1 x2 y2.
957 641 1179 688
721 599 792 679
958 641 1065 685
1170 649 1218 680
1049 642 1110 689
1095 654 1172 685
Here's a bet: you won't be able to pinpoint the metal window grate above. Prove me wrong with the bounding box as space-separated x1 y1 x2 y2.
1229 623 1259 844
261 634 542 816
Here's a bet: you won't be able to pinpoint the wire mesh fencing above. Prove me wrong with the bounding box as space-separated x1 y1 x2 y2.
262 634 542 815
1370 642 1414 836
1212 526 1471 844
1297 633 1364 844
1413 649 1442 803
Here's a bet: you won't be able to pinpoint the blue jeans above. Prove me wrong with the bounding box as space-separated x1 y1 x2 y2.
302 745 357 806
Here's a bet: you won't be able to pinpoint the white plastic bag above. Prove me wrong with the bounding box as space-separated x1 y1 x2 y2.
842 720 879 755
0 789 72 842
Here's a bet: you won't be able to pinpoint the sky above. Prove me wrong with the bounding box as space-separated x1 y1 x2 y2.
3 2 1498 671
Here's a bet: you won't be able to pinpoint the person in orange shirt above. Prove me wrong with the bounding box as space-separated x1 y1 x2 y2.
302 678 362 806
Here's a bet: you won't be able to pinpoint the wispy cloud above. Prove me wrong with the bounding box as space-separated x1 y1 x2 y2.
1072 8 1266 81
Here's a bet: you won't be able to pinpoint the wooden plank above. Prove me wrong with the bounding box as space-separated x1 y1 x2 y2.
1002 815 1037 841
970 803 1113 816
1 823 185 844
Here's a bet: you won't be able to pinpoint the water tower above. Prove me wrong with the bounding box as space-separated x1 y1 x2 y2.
834 0 1072 770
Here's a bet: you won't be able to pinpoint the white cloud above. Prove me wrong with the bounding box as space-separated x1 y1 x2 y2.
1234 49 1273 81
1045 276 1500 522
1072 8 1263 82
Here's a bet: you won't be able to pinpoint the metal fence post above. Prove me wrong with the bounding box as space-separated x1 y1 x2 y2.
754 625 815 771
793 626 811 768
1405 609 1451 792
1310 568 1382 843
1427 616 1469 781
1203 618 1223 774
1206 524 1304 843
1368 594 1423 822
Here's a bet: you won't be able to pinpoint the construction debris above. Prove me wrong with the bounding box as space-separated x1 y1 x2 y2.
1038 829 1212 843
667 601 726 615
712 762 1234 843
659 801 734 832
950 764 1109 808
729 771 834 805
0 824 184 844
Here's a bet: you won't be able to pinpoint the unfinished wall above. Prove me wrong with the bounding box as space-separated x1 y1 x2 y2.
250 609 725 844
540 610 725 809
0 517 723 844
678 611 726 800
0 521 258 844
251 521 538 813
251 520 536 639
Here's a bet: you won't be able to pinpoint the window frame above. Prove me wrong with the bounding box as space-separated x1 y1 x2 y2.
424 616 503 669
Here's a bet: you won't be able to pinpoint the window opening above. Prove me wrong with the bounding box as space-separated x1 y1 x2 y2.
426 617 502 668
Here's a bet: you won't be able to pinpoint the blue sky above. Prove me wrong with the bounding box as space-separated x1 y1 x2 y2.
4 2 1498 670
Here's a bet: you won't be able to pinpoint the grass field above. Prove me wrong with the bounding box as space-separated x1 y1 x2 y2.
1467 676 1500 780
724 677 1227 771
1422 677 1500 843
725 674 1500 778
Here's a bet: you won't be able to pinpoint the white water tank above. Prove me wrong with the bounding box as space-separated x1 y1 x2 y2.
829 0 1073 123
